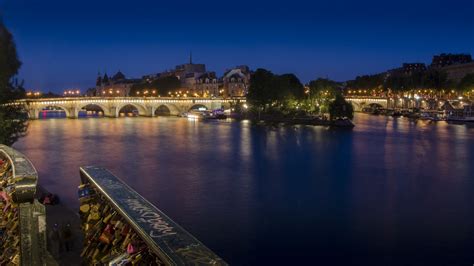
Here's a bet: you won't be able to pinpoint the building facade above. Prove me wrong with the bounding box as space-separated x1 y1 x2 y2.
194 72 219 97
222 65 251 97
431 53 472 68
442 62 474 83
96 71 140 97
402 63 426 74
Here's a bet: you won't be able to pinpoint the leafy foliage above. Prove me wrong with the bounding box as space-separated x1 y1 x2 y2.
247 68 305 113
346 74 384 90
307 78 340 113
346 69 460 93
246 69 276 111
457 73 474 93
328 94 354 120
422 69 450 91
130 76 181 96
0 21 28 146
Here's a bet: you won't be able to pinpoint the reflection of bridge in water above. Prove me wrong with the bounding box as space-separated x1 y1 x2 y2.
21 97 245 119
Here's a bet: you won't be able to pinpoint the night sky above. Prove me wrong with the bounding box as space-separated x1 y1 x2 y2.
1 0 473 92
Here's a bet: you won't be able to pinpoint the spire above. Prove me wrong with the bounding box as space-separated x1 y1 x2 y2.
189 51 192 64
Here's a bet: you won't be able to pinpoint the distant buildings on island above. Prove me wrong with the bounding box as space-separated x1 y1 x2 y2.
90 55 251 98
390 53 474 82
87 53 474 98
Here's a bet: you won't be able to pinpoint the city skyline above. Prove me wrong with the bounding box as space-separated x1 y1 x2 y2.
2 0 473 92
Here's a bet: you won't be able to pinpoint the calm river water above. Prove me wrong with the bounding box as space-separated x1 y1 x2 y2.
13 114 474 265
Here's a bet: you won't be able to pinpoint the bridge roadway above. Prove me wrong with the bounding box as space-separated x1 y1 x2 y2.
21 97 245 119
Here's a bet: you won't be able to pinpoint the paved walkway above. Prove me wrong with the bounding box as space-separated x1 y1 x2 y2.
38 187 83 266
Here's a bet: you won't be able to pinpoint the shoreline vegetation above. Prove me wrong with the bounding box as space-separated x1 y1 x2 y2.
242 69 355 128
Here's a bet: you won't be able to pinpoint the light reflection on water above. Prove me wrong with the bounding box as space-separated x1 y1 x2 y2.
14 114 474 265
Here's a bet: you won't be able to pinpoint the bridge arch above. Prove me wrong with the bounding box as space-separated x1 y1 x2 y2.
154 105 173 116
346 98 388 112
116 103 147 117
38 105 70 118
188 104 208 112
78 102 111 117
158 103 181 116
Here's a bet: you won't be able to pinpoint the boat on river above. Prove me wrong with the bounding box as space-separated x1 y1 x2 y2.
419 111 445 121
446 103 474 124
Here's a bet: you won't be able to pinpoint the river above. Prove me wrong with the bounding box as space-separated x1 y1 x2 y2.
13 114 474 265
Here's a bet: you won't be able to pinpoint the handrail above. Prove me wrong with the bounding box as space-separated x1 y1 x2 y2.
0 145 54 266
79 166 227 265
0 144 38 203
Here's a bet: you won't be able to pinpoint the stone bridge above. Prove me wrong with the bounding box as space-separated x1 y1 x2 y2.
21 97 244 119
345 97 388 111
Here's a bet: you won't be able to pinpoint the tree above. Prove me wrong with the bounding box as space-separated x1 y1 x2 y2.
347 74 384 90
274 73 305 110
131 76 181 96
307 78 340 113
247 69 305 114
457 73 474 94
247 69 276 112
328 94 354 120
423 69 449 91
0 21 28 146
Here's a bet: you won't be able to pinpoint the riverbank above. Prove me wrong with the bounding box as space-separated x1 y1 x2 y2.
37 186 82 266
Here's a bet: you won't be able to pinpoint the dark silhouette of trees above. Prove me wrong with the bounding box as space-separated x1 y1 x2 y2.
0 21 28 146
307 78 340 113
328 94 354 120
131 76 181 96
247 68 304 113
457 73 474 94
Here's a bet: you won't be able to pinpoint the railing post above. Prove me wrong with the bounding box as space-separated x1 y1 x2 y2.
0 145 56 266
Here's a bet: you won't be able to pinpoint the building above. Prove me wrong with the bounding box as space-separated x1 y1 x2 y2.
153 54 207 90
442 61 474 83
222 65 251 97
96 71 140 97
194 72 219 97
431 53 472 68
402 63 426 74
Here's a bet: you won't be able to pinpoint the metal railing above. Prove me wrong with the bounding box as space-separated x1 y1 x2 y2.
79 166 227 265
0 145 55 266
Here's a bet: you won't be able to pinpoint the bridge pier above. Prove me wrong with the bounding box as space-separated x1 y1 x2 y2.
67 107 79 119
145 106 156 117
107 106 119 118
28 109 39 120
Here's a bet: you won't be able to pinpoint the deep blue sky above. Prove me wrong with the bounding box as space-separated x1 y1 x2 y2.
1 0 473 92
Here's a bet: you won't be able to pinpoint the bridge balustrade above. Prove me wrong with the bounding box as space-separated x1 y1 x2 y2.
78 166 227 265
0 145 55 266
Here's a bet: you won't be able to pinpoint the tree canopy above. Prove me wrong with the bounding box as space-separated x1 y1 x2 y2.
247 68 305 112
0 21 28 146
130 76 181 96
346 74 384 90
457 73 474 93
328 94 354 120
